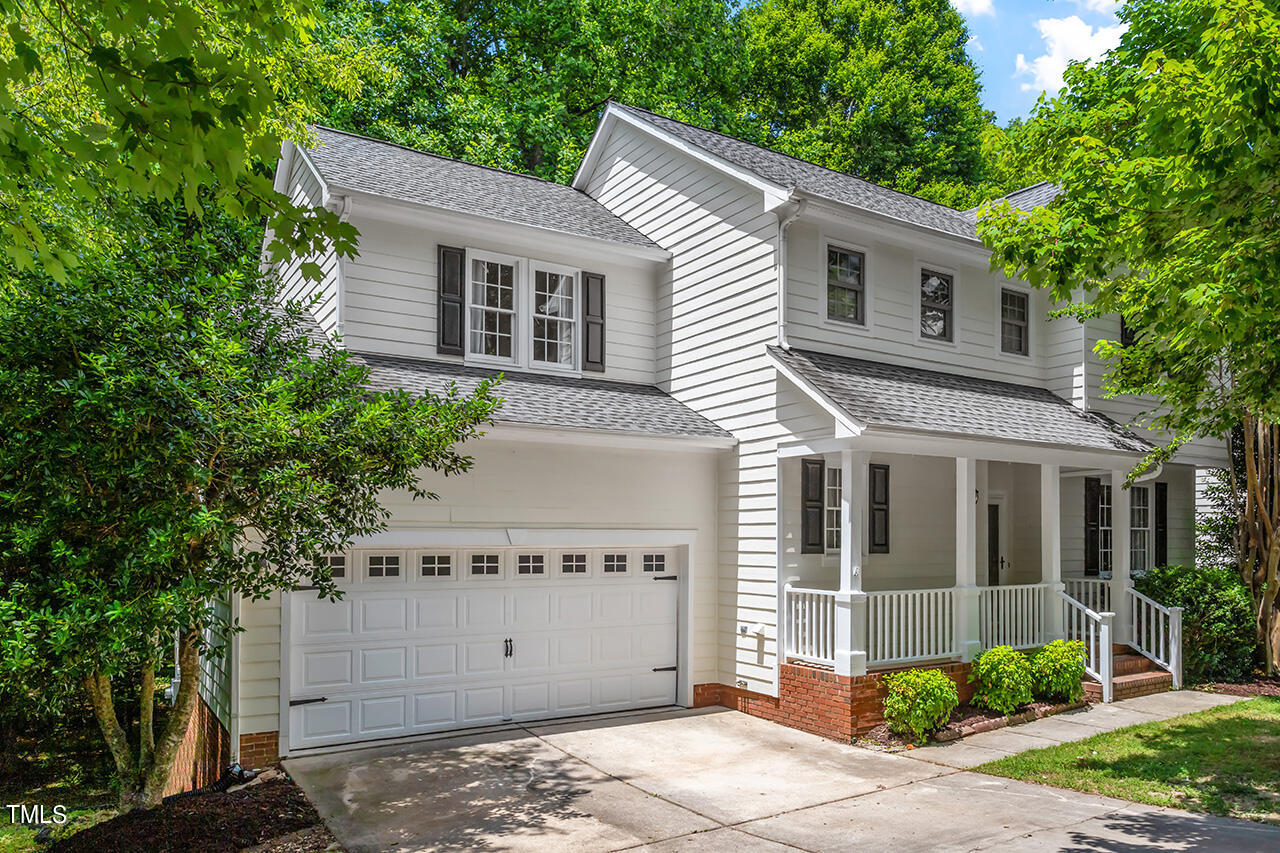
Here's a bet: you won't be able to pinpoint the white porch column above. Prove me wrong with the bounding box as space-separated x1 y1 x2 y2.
1040 463 1065 640
835 450 869 676
955 457 981 661
1110 470 1132 645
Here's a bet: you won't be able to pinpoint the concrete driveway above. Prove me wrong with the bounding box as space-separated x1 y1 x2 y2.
285 706 1279 852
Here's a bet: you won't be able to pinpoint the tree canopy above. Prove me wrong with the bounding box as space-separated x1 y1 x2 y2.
0 201 499 806
977 0 1280 670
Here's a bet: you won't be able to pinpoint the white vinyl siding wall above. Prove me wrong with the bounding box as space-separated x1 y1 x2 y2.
337 213 661 385
583 122 819 693
235 439 719 736
275 148 341 337
199 593 233 729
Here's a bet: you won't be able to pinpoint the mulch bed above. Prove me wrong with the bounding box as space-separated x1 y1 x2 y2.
858 698 1088 750
48 775 338 853
1196 676 1280 698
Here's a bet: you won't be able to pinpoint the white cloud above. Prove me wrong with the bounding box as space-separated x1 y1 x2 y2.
1015 15 1125 93
1073 0 1120 13
967 34 985 52
953 0 995 16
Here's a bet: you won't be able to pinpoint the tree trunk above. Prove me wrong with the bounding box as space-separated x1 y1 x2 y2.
139 630 201 808
84 672 141 811
1237 415 1280 675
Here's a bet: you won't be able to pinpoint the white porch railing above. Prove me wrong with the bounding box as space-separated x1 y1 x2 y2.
978 583 1049 650
1064 578 1111 613
866 587 957 665
1128 588 1184 689
784 584 837 666
1061 590 1114 702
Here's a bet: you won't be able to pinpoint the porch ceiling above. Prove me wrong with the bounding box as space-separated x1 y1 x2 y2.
769 346 1152 454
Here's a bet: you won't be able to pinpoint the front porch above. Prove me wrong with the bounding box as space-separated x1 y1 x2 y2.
778 451 1183 707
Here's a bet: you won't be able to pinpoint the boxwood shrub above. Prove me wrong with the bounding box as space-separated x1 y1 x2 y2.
969 645 1033 715
1133 564 1257 683
1030 639 1085 702
881 668 959 743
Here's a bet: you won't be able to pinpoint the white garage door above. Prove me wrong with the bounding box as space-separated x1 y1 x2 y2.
286 546 679 750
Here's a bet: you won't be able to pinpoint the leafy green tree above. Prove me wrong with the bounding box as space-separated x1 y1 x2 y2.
977 0 1280 672
316 0 746 181
0 202 499 808
0 0 373 275
738 0 989 200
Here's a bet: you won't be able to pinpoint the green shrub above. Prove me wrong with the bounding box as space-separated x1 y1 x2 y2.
882 668 959 743
969 645 1034 715
1133 564 1257 683
1030 640 1085 702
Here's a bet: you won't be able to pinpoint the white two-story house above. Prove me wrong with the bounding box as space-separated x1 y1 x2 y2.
200 102 1226 770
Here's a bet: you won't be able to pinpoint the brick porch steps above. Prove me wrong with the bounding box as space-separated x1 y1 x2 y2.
1083 648 1174 702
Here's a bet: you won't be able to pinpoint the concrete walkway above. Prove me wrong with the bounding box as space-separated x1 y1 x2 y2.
904 690 1247 769
286 697 1276 852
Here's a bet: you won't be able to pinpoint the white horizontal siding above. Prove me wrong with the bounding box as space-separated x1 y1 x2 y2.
236 439 720 735
276 150 340 336
339 213 660 385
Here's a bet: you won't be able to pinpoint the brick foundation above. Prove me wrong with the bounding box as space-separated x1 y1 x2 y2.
695 660 974 743
163 695 232 797
239 731 280 770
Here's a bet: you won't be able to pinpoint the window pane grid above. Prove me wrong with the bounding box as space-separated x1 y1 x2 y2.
369 555 400 578
533 270 576 366
827 247 865 324
643 554 666 573
326 555 346 578
1099 485 1113 573
1000 289 1029 355
920 270 953 341
517 554 546 575
603 553 627 573
420 554 451 577
1131 487 1151 571
825 467 842 551
561 553 588 574
469 259 515 359
470 554 500 576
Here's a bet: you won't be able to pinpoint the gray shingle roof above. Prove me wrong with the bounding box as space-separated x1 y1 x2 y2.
770 346 1151 453
356 352 733 441
612 103 981 240
966 181 1063 219
304 126 660 249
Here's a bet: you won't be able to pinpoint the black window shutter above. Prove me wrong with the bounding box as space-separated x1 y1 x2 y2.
437 245 465 355
869 464 890 554
1084 477 1100 576
1154 481 1168 566
801 458 825 554
583 271 605 372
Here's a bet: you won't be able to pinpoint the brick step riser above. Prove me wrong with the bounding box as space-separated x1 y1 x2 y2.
1083 670 1173 702
1113 655 1162 676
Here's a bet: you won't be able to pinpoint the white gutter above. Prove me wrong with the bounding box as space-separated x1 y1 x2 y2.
775 196 808 349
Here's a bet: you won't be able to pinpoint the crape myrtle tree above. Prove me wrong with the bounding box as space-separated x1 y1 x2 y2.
0 202 499 809
977 0 1280 671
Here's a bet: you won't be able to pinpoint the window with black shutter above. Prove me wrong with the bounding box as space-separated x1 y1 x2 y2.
801 458 825 554
869 464 890 554
1084 477 1101 576
1154 481 1168 566
437 245 465 355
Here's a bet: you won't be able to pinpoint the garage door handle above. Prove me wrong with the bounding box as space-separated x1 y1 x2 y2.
652 665 677 672
504 638 513 658
289 696 327 707
652 575 678 581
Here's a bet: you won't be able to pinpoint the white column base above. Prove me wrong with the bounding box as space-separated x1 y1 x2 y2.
954 583 981 661
834 590 868 677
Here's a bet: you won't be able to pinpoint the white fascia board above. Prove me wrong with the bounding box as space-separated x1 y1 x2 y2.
272 141 296 195
292 144 331 209
481 422 736 452
351 526 699 549
570 106 615 190
580 104 788 201
798 195 989 263
766 349 866 437
332 187 671 265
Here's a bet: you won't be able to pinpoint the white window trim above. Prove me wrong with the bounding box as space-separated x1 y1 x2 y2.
463 248 583 376
363 550 407 583
600 550 632 577
513 550 552 579
915 261 960 348
553 549 593 579
640 550 673 575
1130 486 1152 572
413 549 457 582
819 234 875 333
463 549 506 581
995 282 1033 360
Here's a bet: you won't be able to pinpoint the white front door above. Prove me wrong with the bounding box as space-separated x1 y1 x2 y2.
286 546 679 751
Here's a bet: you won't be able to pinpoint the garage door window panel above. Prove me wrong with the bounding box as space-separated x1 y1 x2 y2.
516 553 548 577
466 551 504 580
602 553 630 575
365 553 404 582
556 551 590 578
416 551 455 580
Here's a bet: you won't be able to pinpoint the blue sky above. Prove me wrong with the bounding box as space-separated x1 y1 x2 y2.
956 0 1126 124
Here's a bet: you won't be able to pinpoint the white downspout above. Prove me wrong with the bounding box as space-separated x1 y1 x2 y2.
775 197 808 349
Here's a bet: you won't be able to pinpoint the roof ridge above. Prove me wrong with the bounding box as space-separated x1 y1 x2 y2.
610 102 971 218
310 124 570 190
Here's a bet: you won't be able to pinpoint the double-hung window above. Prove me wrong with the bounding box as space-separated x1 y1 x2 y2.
1000 288 1030 356
920 269 954 342
465 252 579 370
1130 486 1151 571
1098 482 1113 574
827 246 866 325
824 467 842 551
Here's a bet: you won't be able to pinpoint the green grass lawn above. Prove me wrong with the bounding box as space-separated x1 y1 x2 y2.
978 697 1280 825
0 722 116 852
